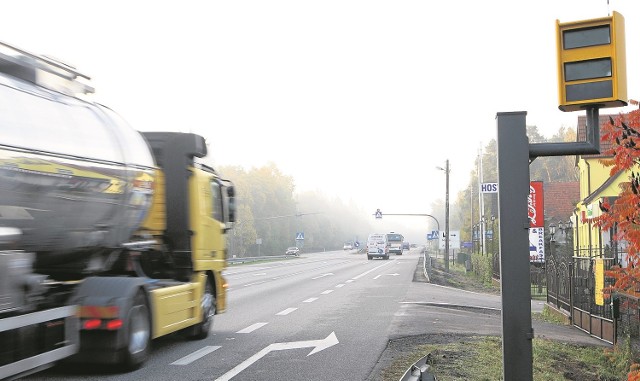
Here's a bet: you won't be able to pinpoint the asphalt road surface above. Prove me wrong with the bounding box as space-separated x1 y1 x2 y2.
26 249 417 381
25 248 605 381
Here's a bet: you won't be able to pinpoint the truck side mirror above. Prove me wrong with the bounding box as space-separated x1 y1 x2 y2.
227 186 236 223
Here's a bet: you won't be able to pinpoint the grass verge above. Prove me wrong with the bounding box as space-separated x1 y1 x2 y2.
381 335 631 381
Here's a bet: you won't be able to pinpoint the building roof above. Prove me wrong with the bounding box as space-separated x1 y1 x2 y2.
544 181 579 223
577 112 631 159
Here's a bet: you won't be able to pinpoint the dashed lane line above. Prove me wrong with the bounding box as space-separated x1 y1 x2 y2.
171 346 221 365
276 308 298 316
237 322 269 333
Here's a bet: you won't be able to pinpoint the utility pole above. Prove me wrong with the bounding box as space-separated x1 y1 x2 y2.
444 160 450 271
436 161 450 271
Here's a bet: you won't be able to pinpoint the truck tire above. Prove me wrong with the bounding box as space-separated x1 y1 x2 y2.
187 279 215 340
121 290 151 369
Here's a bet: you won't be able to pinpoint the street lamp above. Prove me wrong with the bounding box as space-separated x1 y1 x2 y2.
549 222 557 242
436 159 450 271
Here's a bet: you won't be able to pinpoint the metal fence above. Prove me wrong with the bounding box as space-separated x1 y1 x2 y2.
616 293 640 354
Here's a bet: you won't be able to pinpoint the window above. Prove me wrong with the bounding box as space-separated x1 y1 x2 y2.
211 181 224 222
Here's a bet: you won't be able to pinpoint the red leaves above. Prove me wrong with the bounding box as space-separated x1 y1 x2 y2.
595 103 640 297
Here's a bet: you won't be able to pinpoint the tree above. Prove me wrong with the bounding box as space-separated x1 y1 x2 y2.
529 125 579 183
595 101 640 293
592 101 640 381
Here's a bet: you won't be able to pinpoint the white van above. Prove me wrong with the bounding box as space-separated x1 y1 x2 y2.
367 233 389 260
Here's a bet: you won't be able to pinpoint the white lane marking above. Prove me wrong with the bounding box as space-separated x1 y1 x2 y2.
320 290 334 295
303 297 319 303
335 284 345 288
312 273 334 280
276 308 298 316
237 322 269 333
373 273 400 280
346 279 355 283
352 261 394 280
171 346 221 365
243 281 266 287
253 273 267 276
215 332 339 381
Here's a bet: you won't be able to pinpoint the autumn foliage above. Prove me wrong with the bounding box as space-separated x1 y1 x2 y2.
593 100 640 380
596 100 640 294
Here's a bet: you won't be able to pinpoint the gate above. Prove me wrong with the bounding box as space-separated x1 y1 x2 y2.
546 243 572 314
571 255 616 344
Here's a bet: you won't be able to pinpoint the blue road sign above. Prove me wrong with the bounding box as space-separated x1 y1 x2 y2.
296 232 304 240
426 230 439 240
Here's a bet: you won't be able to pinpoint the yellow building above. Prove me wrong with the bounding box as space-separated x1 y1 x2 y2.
574 114 631 264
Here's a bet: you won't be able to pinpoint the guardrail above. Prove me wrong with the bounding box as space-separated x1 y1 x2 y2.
422 250 432 282
399 353 437 381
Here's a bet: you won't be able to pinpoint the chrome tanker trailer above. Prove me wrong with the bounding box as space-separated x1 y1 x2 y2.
0 41 235 380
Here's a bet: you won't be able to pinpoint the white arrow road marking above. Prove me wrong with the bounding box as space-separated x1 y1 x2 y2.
215 332 339 381
373 273 400 280
237 322 269 333
312 273 334 280
171 346 221 365
276 308 298 316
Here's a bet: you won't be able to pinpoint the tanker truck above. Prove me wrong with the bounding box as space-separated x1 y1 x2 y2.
0 41 235 379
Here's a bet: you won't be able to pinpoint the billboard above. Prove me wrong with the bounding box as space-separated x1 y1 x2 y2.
528 181 545 263
528 181 544 228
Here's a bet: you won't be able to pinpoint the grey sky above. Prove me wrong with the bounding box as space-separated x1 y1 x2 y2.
2 0 638 236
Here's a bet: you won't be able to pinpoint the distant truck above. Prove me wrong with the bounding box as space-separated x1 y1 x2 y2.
0 42 235 379
366 233 388 260
386 232 404 255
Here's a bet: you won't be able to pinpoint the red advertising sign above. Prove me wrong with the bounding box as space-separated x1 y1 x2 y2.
528 181 544 228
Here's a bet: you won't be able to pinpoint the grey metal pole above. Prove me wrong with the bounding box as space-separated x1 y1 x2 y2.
445 159 450 271
496 111 533 381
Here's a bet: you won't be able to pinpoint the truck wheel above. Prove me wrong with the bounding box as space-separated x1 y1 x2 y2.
122 290 151 369
187 279 215 340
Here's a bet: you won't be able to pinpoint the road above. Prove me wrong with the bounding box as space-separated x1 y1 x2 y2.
27 249 418 381
25 248 607 381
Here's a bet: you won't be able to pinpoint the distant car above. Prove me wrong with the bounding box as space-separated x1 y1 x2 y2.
286 247 300 256
402 242 410 250
343 243 353 250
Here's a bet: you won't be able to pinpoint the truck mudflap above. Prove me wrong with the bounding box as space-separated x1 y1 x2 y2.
0 306 78 380
69 277 151 367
